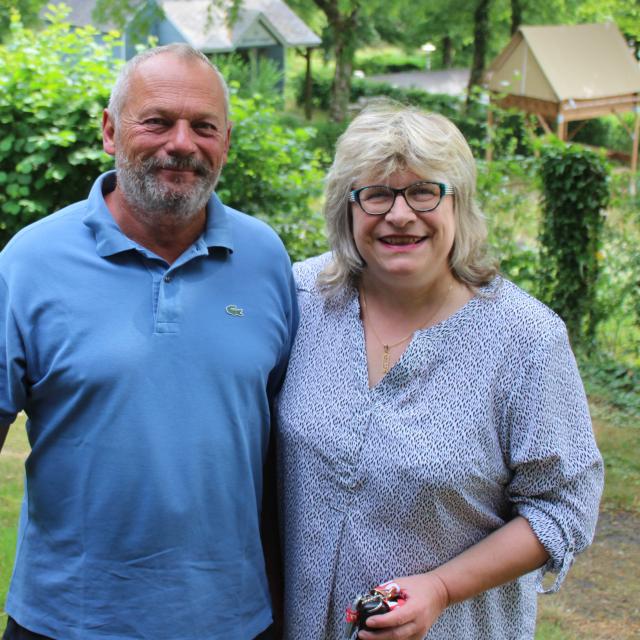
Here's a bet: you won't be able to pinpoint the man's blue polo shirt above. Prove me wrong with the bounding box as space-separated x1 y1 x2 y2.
0 172 298 639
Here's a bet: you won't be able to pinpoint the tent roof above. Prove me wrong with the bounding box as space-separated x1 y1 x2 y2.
486 22 640 102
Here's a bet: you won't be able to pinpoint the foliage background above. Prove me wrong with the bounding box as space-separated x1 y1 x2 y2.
1 3 639 639
0 6 118 248
0 9 326 260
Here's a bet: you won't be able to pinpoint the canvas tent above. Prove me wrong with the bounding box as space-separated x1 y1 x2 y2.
485 22 640 174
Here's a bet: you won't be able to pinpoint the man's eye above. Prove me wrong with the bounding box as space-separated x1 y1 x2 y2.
194 122 217 134
144 118 168 127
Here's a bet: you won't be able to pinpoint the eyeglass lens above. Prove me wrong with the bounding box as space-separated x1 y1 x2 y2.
358 182 442 214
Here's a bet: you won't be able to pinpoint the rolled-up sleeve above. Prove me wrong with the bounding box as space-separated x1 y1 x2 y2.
504 321 604 592
0 274 27 429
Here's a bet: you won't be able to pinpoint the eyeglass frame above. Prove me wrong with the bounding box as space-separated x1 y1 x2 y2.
349 180 455 216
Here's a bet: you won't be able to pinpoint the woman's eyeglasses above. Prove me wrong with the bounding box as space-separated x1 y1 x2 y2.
349 181 454 216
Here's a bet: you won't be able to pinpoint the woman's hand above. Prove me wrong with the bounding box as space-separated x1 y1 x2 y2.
357 573 449 640
357 517 549 639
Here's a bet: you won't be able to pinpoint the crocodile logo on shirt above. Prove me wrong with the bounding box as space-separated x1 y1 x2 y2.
225 304 244 317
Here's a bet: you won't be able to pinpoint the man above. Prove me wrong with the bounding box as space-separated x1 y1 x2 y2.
0 44 296 640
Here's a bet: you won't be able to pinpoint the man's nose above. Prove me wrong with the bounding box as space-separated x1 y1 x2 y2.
165 120 197 155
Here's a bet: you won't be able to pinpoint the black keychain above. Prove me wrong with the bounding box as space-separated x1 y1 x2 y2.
344 582 405 639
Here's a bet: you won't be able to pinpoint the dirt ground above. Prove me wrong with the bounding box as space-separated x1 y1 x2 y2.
537 510 640 639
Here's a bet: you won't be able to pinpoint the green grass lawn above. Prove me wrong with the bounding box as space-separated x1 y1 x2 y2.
0 413 26 629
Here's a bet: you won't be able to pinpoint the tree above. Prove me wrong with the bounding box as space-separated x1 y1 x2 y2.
311 0 360 122
467 0 491 98
94 0 640 120
0 0 47 41
0 6 121 246
575 0 640 57
510 0 522 34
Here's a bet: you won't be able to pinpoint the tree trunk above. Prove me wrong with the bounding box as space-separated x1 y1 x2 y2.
330 25 356 122
466 0 491 104
510 0 522 35
304 48 313 121
441 35 453 68
313 0 358 123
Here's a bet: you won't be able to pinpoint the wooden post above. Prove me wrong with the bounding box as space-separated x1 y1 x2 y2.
536 113 553 136
249 48 258 87
486 100 493 162
631 106 639 196
304 48 313 121
556 112 567 140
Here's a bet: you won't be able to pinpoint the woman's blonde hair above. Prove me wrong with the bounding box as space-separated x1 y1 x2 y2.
318 101 497 295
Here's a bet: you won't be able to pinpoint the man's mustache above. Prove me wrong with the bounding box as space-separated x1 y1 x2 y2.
143 155 212 177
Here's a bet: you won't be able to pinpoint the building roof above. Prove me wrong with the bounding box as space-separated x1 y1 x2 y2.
486 22 640 102
157 0 320 51
42 0 119 31
43 0 321 50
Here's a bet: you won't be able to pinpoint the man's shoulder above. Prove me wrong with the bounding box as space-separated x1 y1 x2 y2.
0 200 89 262
224 205 277 235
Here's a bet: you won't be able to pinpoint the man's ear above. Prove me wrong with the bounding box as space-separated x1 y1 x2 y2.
102 109 116 157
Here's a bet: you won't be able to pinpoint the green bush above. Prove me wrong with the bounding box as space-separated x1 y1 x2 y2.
592 171 640 367
292 71 532 159
0 7 121 248
571 113 635 155
0 9 328 262
212 53 283 104
478 156 540 294
292 66 335 112
218 94 327 262
537 138 610 345
354 50 424 75
292 69 463 117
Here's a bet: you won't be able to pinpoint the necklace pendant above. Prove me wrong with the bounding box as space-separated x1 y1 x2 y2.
382 345 391 374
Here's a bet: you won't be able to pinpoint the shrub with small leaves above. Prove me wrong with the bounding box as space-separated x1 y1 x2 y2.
0 6 122 248
537 138 610 345
218 94 327 263
0 9 328 261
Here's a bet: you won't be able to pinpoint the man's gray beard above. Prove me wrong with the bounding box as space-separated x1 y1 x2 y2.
115 153 221 224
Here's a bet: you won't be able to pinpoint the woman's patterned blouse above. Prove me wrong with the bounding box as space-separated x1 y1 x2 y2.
276 253 604 640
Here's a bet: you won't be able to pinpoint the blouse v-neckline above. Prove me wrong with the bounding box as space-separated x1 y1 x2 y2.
349 286 481 391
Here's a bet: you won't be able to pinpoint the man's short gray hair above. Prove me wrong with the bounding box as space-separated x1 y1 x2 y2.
318 100 498 296
107 43 230 125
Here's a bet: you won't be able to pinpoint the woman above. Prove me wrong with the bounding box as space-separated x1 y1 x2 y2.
276 103 603 640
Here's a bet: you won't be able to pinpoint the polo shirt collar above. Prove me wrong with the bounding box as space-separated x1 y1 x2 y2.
83 171 235 258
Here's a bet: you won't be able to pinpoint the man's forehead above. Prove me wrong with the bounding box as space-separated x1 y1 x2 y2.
125 56 224 115
132 53 215 84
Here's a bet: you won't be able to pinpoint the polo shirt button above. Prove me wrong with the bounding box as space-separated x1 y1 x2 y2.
164 275 172 283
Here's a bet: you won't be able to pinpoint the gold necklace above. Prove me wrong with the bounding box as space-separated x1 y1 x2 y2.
361 283 454 374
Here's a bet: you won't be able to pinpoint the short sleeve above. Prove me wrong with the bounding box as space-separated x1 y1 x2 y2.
0 273 27 429
504 320 604 593
267 255 300 402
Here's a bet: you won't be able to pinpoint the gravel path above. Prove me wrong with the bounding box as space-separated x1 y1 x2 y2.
365 68 471 96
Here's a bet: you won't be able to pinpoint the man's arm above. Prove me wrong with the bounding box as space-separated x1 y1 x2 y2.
1 274 27 451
